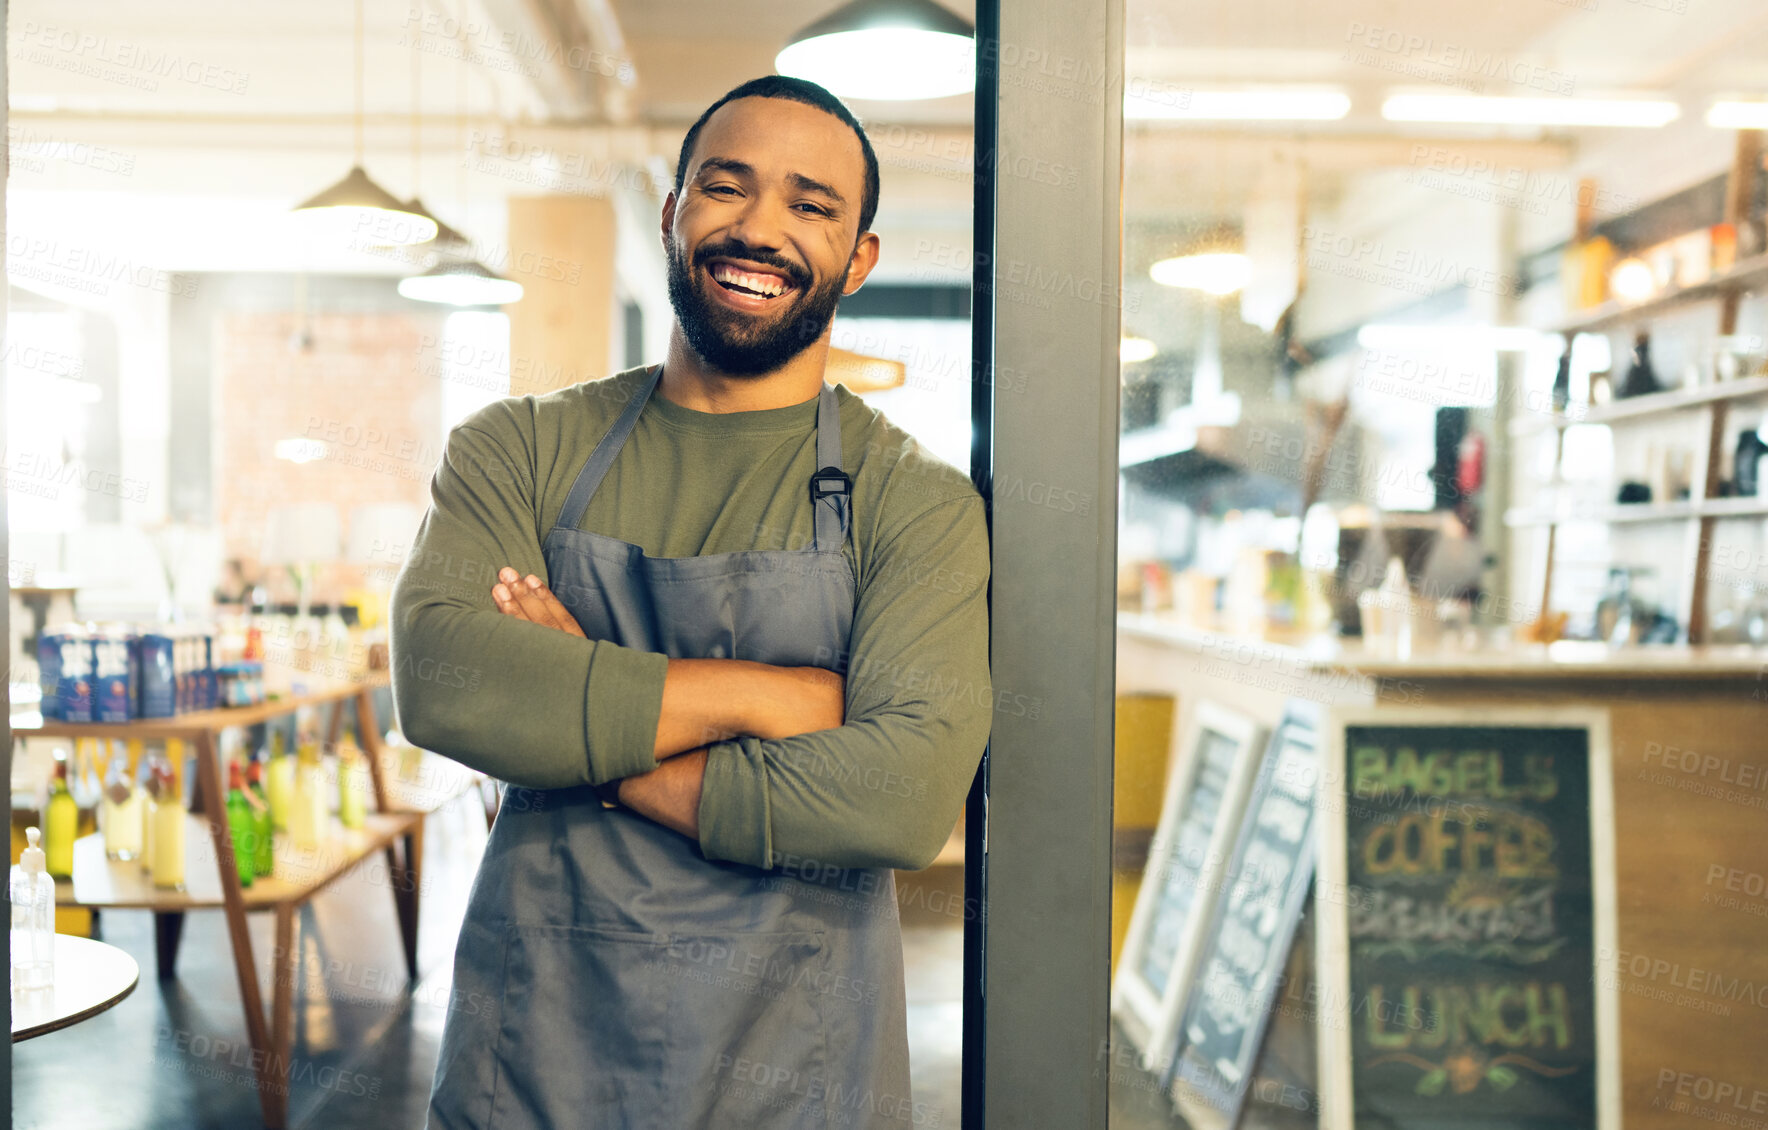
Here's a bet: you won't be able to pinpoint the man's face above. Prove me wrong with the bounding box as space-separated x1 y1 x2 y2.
664 96 876 377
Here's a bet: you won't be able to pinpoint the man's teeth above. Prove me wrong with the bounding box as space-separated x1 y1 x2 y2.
711 264 790 297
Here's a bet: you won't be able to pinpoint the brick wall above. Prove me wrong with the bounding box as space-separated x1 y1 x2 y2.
215 310 446 602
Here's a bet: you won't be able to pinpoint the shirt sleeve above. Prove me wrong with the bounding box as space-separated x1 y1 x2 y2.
389 416 666 789
696 493 993 872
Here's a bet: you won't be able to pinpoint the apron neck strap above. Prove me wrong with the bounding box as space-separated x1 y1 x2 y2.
554 366 851 552
555 364 664 532
812 382 849 552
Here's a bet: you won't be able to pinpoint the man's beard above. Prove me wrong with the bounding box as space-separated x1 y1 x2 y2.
666 236 849 378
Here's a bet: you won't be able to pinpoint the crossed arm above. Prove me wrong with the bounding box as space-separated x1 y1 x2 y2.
488 566 844 838
392 419 990 871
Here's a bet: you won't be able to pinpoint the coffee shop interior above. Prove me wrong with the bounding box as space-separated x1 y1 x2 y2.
7 0 1768 1127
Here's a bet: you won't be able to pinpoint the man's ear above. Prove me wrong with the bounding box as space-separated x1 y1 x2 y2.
842 231 882 297
659 191 678 255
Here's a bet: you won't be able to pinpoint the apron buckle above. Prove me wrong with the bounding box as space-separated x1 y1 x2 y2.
809 465 852 503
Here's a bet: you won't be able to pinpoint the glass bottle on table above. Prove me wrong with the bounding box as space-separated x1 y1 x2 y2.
224 760 256 888
245 758 274 877
337 724 369 830
145 739 186 891
70 738 103 839
266 728 294 832
10 827 55 990
290 738 327 849
101 739 145 861
43 754 77 880
139 742 155 875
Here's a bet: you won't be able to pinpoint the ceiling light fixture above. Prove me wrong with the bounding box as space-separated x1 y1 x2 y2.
293 0 438 245
401 0 520 307
1120 337 1158 363
1150 252 1251 296
1126 89 1350 122
378 33 467 259
777 0 974 101
398 259 525 306
1381 94 1680 128
1707 101 1768 130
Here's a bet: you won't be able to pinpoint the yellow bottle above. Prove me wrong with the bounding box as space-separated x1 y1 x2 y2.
337 730 368 830
101 739 145 861
266 730 294 832
147 739 186 891
44 755 78 879
290 741 327 849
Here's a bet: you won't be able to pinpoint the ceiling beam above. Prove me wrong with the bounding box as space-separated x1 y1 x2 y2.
471 0 630 122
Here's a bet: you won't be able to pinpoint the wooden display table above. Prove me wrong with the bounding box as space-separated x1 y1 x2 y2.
14 674 420 1129
11 934 140 1041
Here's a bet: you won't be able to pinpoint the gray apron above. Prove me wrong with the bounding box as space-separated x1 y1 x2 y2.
427 366 914 1130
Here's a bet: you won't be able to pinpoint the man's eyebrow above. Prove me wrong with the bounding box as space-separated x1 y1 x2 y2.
696 157 846 209
786 172 846 208
695 157 754 180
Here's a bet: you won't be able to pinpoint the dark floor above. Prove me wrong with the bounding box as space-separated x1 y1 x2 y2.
12 795 967 1130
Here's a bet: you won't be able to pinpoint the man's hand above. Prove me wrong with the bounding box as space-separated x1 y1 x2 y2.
491 566 585 637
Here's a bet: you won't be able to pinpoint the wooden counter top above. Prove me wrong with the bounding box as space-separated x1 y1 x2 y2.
1117 612 1768 680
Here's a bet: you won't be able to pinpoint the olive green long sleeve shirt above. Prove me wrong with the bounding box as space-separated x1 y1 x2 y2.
389 365 991 872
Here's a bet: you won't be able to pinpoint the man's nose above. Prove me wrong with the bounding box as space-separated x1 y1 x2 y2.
725 196 788 254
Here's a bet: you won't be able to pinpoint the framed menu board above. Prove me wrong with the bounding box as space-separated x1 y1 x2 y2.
1168 701 1322 1130
1317 708 1619 1130
1114 701 1268 1075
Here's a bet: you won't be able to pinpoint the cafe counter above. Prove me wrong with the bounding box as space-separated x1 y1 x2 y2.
1116 612 1768 1130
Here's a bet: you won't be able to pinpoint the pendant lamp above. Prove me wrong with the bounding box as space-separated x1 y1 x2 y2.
776 0 974 101
398 2 521 307
293 0 438 245
398 259 524 306
374 25 468 258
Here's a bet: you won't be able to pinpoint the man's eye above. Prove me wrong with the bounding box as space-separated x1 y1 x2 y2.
795 203 830 216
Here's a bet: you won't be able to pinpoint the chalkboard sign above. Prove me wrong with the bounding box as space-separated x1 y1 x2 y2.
1114 701 1269 1074
1168 701 1322 1130
1317 708 1619 1130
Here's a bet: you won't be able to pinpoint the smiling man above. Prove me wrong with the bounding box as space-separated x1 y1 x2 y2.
392 76 991 1129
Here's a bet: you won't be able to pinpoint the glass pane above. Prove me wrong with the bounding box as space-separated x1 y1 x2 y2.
1112 5 1768 1129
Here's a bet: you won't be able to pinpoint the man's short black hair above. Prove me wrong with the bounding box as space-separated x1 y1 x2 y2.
673 75 880 237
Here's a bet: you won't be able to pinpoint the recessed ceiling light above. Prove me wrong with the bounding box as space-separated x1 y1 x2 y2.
1150 253 1250 295
1381 94 1679 128
1120 337 1158 363
1707 101 1768 130
1127 89 1350 122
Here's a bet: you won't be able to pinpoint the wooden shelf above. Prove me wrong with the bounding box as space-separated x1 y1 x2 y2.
1696 495 1768 519
66 812 419 912
1509 375 1768 437
1547 251 1768 335
1505 497 1768 527
1118 612 1768 679
15 675 419 1129
15 673 390 741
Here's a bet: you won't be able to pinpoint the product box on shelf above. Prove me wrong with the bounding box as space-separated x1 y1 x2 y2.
56 629 95 723
36 631 64 720
218 661 265 708
202 631 218 710
138 630 176 718
93 628 136 723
